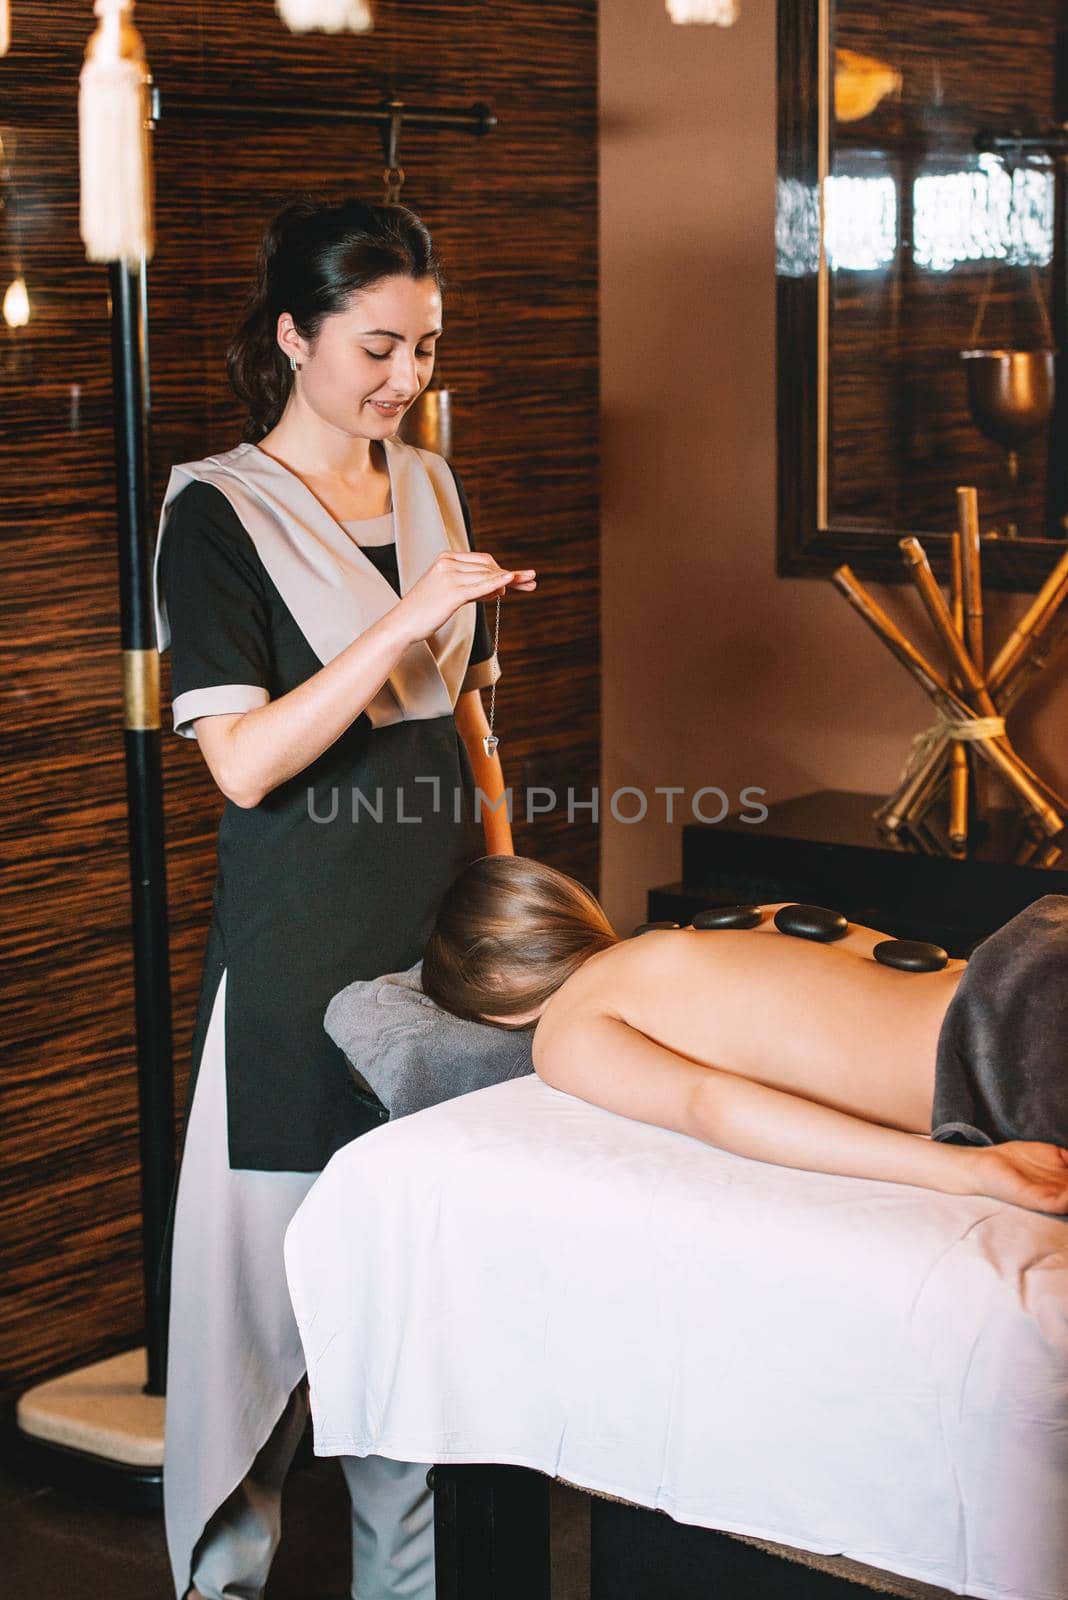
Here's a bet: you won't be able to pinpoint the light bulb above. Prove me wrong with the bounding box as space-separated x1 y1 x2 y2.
4 274 30 328
275 0 374 32
666 0 739 23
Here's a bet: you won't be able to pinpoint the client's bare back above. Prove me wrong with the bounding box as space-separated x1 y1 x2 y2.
538 906 967 1137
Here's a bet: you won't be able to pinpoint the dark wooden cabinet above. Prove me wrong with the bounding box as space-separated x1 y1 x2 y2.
647 789 1067 957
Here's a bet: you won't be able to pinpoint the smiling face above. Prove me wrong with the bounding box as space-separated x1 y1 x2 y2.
278 273 442 441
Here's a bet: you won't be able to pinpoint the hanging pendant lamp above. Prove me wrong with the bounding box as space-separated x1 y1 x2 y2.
276 0 374 33
959 157 1056 491
79 0 155 266
666 0 739 24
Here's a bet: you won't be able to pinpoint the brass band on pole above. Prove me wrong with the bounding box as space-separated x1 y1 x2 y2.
123 648 161 730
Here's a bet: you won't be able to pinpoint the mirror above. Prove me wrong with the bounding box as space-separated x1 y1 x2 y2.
777 0 1067 589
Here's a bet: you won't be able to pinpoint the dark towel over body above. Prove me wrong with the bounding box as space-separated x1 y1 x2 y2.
932 893 1068 1147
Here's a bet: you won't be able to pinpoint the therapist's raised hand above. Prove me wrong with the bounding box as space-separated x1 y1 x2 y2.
396 550 536 646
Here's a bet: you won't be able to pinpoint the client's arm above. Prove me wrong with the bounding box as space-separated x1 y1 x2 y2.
454 688 513 855
533 1013 1068 1215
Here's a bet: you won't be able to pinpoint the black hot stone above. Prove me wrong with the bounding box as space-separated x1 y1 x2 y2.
872 939 949 973
772 904 849 942
691 905 764 930
630 920 681 937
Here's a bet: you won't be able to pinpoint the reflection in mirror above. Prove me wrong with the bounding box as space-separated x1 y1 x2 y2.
777 0 1068 588
829 0 1059 541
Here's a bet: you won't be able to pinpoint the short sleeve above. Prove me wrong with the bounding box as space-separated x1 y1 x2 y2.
447 462 502 696
157 481 272 739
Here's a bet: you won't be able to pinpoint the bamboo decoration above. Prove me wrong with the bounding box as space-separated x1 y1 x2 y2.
987 544 1068 698
955 485 987 816
832 488 1068 858
998 605 1068 716
833 566 1062 840
956 486 985 671
899 540 1067 817
946 533 969 847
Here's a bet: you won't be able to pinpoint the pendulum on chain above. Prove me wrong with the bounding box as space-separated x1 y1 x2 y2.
482 595 502 757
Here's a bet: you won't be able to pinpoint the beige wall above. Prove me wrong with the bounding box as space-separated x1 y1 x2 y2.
599 0 1068 932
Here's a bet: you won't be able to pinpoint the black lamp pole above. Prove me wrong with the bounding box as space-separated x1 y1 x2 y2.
108 258 174 1396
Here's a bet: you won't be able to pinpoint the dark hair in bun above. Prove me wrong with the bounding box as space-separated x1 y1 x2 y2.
226 196 443 440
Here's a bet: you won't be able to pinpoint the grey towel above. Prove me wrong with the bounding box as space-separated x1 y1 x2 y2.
324 961 535 1121
932 894 1068 1146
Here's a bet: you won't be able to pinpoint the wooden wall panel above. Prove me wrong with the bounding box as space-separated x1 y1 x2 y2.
0 0 598 1394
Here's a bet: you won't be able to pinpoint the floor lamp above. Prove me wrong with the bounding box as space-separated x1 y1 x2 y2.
15 256 174 1509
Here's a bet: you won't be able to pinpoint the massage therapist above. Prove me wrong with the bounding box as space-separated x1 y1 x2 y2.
153 197 535 1600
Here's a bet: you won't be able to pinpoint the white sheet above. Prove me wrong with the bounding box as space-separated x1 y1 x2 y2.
284 1076 1068 1600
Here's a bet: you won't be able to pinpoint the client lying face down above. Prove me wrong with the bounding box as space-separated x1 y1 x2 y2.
422 855 1068 1217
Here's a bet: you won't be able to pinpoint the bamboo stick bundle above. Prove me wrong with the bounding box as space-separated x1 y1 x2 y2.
832 564 1062 839
899 539 1068 820
841 483 1067 856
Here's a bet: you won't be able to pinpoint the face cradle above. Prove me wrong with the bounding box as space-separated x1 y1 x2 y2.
280 274 443 441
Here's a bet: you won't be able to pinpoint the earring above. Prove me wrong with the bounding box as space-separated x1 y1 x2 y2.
289 354 301 373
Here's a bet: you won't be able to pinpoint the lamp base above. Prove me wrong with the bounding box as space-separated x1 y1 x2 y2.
15 1347 164 1510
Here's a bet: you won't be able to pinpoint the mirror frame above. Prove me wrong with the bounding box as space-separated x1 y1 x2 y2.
776 0 1065 591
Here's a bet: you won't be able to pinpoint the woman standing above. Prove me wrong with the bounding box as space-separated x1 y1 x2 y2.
154 197 535 1600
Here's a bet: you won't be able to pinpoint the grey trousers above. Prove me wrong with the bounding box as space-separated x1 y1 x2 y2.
189 1381 434 1600
167 971 434 1600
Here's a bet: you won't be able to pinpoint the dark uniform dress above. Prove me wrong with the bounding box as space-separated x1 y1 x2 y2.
156 448 498 1600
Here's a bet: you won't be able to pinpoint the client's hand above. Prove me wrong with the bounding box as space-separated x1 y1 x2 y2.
969 1141 1068 1214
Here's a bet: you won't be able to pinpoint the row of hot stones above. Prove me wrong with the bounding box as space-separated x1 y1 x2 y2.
632 903 950 972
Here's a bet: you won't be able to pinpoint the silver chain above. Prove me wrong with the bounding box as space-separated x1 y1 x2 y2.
482 595 502 756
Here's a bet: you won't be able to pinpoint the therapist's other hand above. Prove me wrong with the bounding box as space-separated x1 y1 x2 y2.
396 550 536 645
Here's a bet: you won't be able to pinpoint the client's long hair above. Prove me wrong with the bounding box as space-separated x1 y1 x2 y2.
422 855 619 1027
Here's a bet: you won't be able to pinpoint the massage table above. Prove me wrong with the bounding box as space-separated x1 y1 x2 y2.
284 1075 1068 1600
